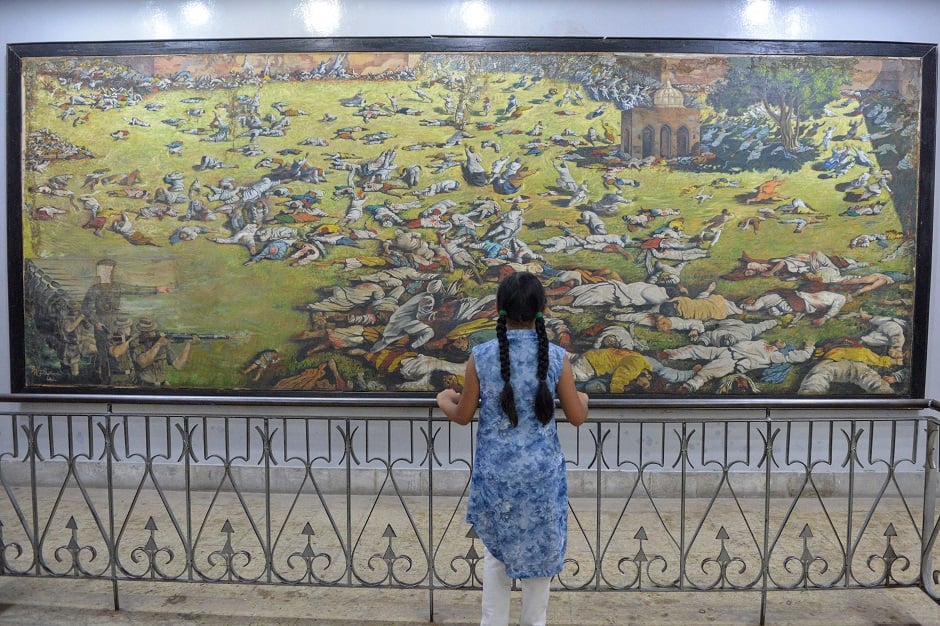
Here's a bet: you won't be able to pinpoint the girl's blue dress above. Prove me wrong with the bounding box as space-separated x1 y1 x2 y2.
467 329 567 579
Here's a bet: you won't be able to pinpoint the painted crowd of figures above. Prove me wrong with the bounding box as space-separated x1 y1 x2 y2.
20 51 919 395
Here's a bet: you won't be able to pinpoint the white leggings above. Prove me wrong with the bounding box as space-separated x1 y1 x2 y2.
481 546 551 626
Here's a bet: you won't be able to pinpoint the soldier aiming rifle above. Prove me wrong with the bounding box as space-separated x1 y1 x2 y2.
129 317 230 387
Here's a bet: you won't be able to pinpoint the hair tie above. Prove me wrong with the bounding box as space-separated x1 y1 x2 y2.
498 309 508 317
535 312 544 319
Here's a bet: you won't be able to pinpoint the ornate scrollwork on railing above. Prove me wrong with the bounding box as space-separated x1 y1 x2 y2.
0 404 933 615
696 527 748 589
612 526 675 590
444 526 482 588
863 523 913 586
0 519 24 575
52 516 98 577
363 524 417 587
780 524 831 588
204 519 254 582
39 429 112 579
614 527 646 589
282 522 333 584
128 517 177 579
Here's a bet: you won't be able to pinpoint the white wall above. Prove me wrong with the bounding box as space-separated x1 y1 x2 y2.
1 0 938 398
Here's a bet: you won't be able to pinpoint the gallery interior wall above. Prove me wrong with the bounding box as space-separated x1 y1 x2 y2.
1 0 938 399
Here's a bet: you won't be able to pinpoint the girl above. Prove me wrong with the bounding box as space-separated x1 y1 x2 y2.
437 271 589 626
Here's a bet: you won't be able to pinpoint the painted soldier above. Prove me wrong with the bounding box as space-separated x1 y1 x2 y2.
130 317 195 387
81 259 171 384
106 313 137 386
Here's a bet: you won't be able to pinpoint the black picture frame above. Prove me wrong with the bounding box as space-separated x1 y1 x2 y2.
6 36 936 401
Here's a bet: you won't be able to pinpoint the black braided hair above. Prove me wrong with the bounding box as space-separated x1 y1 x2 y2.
533 314 554 425
495 271 551 427
496 313 518 426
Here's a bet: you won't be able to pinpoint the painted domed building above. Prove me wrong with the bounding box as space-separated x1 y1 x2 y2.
620 79 700 159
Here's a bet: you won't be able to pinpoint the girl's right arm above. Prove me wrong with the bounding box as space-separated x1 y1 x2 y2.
436 355 480 426
556 356 589 426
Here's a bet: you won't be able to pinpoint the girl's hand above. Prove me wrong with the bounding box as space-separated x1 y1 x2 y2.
436 388 461 408
437 356 479 425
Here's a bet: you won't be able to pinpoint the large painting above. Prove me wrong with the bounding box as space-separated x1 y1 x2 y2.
6 38 935 399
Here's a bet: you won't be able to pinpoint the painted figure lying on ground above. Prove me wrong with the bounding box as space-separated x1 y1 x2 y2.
19 48 923 396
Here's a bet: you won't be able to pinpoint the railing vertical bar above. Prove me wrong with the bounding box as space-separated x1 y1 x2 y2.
428 407 435 623
679 420 687 591
29 414 40 577
921 418 938 598
0 415 7 577
106 408 119 610
184 415 194 582
594 417 602 592
346 416 353 587
845 419 857 588
759 409 772 625
264 416 273 584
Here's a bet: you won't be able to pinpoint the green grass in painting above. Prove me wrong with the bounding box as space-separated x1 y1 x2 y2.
20 59 913 392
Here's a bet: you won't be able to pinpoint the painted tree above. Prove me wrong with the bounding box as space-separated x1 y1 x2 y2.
707 56 855 151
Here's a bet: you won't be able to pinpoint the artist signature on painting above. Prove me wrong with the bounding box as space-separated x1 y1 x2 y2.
30 366 62 382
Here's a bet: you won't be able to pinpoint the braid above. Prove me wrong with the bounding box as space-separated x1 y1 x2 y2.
533 314 554 425
496 314 518 426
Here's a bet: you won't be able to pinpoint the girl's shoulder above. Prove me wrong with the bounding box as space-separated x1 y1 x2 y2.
472 334 566 360
547 341 568 367
547 340 566 355
471 337 499 358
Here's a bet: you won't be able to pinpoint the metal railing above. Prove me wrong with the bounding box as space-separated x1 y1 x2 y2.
0 395 937 624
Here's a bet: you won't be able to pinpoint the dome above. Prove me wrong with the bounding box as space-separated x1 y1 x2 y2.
653 79 685 107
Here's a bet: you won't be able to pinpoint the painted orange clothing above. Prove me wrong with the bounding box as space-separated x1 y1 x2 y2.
751 178 786 202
